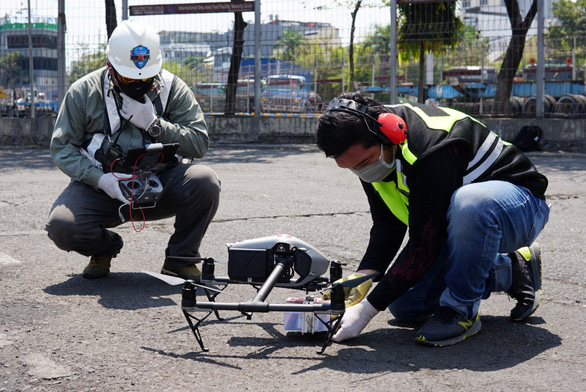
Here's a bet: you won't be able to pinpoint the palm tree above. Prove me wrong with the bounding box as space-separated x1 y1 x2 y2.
274 29 308 62
398 1 463 103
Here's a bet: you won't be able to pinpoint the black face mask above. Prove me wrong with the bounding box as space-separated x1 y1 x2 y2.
117 80 153 100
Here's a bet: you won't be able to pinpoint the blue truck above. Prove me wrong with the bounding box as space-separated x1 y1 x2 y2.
261 74 323 113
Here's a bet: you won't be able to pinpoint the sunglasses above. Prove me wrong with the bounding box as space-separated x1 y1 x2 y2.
118 74 153 84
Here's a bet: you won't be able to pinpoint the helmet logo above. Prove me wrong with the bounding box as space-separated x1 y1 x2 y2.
130 45 150 69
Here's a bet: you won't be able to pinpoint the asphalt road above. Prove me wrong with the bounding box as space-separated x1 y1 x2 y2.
0 145 584 392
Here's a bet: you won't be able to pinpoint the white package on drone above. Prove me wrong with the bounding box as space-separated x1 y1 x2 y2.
283 297 329 333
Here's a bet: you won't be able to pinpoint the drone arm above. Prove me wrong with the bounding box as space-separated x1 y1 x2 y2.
251 254 293 302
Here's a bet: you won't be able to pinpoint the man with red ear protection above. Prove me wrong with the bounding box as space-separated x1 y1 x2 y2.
316 92 549 347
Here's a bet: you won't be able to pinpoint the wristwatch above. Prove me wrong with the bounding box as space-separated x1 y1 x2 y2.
146 117 162 138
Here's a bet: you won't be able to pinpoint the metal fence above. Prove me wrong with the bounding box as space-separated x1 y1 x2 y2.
1 0 584 117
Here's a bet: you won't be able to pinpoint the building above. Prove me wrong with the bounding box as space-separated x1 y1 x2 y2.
0 9 58 100
158 16 340 82
158 30 213 62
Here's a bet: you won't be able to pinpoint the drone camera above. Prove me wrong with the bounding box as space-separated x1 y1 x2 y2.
228 242 310 284
228 248 274 282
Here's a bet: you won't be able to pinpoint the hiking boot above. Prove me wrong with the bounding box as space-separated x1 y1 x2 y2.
161 261 201 283
415 306 482 347
508 242 542 321
82 255 112 279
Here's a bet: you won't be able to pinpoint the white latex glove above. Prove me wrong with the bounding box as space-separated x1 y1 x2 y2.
119 93 156 130
332 299 379 342
97 172 132 204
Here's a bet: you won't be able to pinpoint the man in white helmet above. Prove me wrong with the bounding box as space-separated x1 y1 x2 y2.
46 20 220 281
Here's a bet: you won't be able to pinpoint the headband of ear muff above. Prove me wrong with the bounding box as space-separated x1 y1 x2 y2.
326 98 407 144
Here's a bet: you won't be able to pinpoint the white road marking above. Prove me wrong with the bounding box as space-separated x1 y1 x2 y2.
0 253 21 265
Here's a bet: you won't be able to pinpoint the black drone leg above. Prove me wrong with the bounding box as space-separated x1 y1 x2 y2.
316 314 343 354
203 288 224 321
183 310 210 352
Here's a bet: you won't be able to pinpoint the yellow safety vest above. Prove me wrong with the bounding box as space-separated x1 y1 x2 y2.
371 104 504 226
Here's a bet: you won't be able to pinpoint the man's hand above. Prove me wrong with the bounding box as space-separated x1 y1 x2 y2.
332 299 379 342
119 93 157 130
322 272 373 307
97 172 132 204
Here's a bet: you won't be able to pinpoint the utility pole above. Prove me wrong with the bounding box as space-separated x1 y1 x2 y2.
27 0 35 118
57 0 66 111
389 0 397 105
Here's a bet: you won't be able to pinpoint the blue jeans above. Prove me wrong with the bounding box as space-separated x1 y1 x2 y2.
389 181 550 320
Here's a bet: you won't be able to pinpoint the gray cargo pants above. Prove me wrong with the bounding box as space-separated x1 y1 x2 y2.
45 163 220 266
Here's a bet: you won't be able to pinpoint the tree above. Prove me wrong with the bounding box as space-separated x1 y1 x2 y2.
347 0 363 92
274 29 308 62
493 0 537 113
313 0 387 91
182 55 205 70
549 0 586 42
0 52 25 88
443 24 491 78
296 31 347 101
363 24 390 55
548 0 586 60
398 1 464 103
68 46 106 83
105 0 117 39
224 7 248 115
162 60 196 87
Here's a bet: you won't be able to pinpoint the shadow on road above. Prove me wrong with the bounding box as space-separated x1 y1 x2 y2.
0 146 320 170
202 145 318 165
139 313 561 374
296 315 561 374
43 272 183 310
0 148 54 171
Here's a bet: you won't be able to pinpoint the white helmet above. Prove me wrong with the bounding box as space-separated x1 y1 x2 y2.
106 20 162 79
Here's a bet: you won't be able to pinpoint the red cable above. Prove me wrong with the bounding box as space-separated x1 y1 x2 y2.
110 151 164 232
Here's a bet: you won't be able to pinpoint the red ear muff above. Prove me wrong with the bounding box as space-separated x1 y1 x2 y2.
377 113 407 144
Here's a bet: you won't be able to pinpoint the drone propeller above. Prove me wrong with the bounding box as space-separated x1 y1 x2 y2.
141 270 239 297
166 256 227 264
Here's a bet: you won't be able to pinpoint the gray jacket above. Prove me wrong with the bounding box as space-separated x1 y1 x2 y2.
50 66 209 188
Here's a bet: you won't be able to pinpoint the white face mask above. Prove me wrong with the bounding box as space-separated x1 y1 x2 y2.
349 144 396 183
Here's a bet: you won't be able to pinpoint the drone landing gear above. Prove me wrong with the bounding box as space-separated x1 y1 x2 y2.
183 309 210 352
316 314 343 354
182 307 343 355
180 249 347 354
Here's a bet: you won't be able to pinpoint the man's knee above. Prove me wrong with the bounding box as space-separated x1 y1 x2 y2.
185 165 221 199
448 184 499 233
389 303 433 322
45 206 77 250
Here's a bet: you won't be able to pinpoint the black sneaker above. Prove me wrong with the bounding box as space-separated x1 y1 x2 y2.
508 243 542 321
415 306 482 347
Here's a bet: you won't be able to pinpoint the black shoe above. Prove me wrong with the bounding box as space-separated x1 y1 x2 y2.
508 243 542 321
415 306 482 347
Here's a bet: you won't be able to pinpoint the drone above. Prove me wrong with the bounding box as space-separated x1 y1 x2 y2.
144 234 376 354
